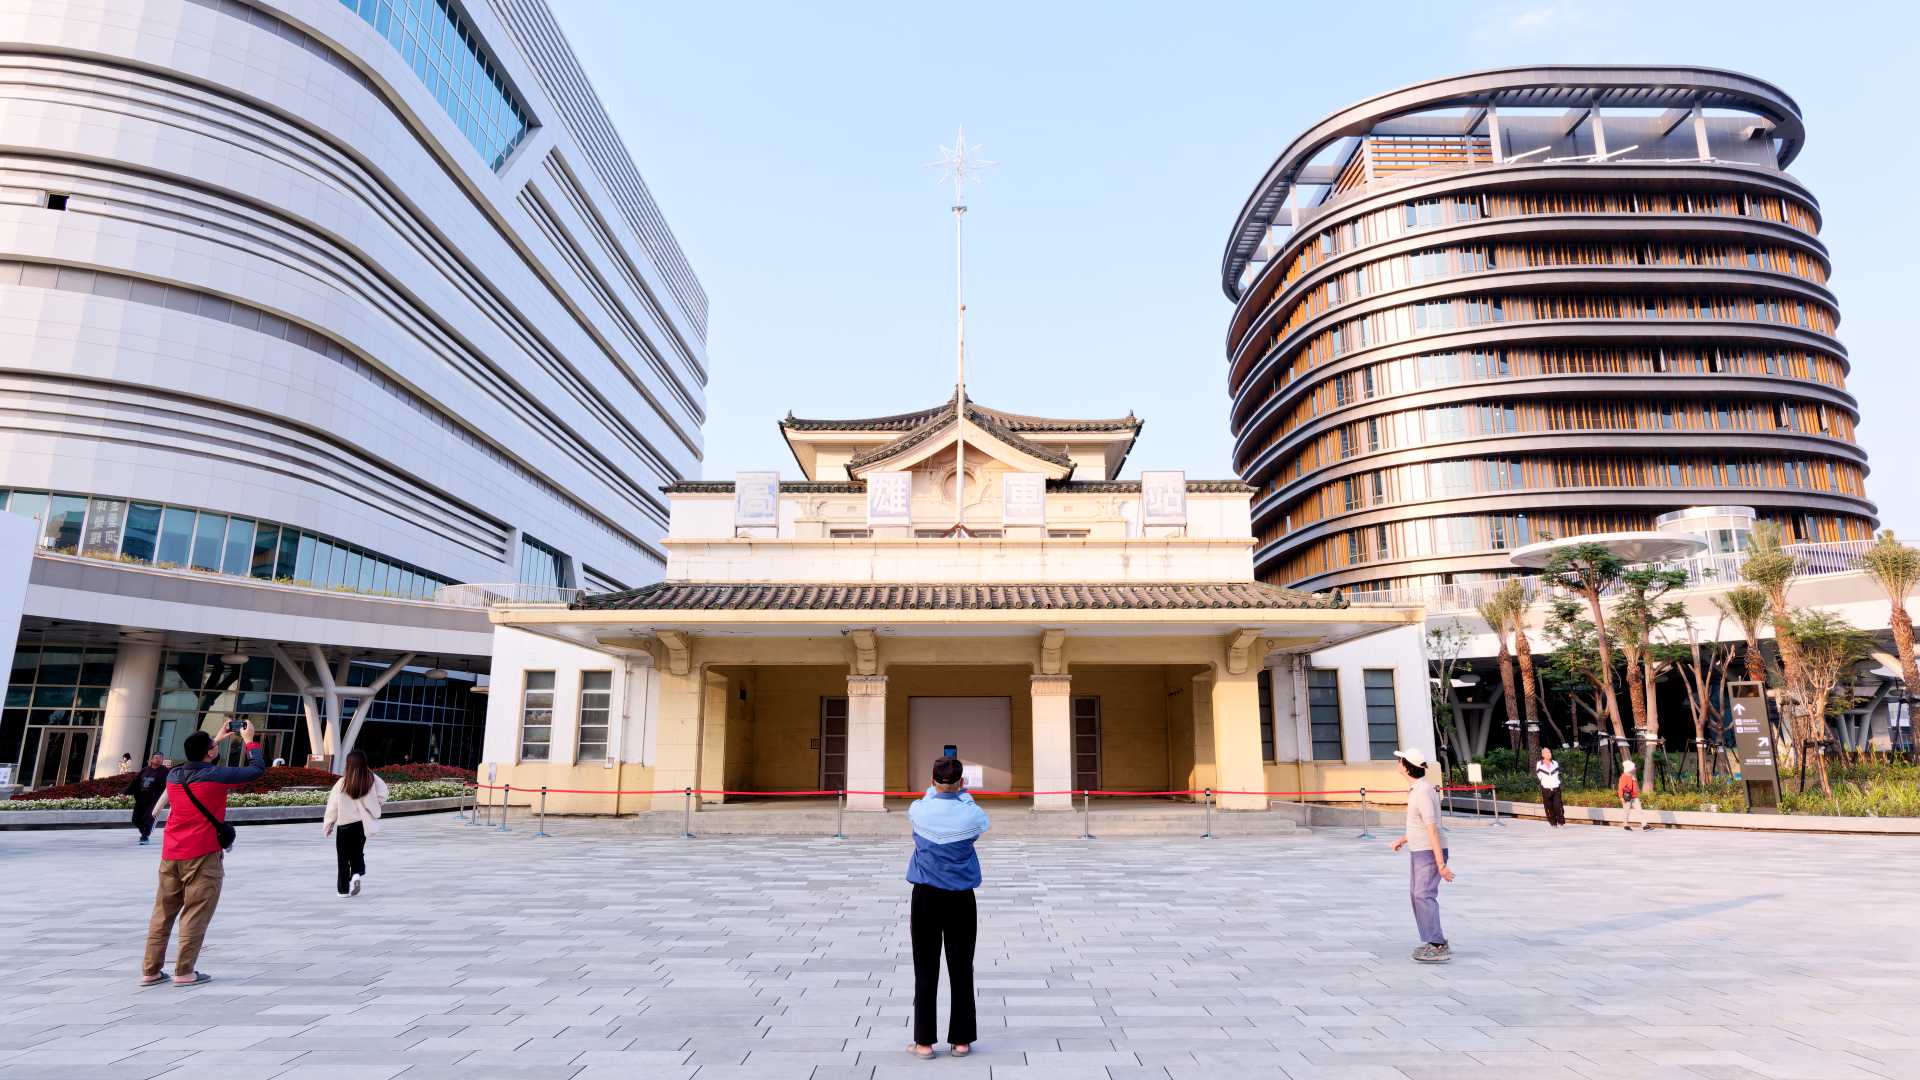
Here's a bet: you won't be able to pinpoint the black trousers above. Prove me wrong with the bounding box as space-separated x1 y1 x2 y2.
1542 787 1566 826
335 822 366 894
911 883 977 1046
131 798 159 841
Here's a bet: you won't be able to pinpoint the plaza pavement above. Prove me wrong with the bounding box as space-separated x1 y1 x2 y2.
0 810 1916 1080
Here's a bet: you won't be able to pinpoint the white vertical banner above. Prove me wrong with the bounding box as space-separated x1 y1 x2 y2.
867 471 912 526
733 471 780 528
1001 473 1047 526
1141 470 1187 526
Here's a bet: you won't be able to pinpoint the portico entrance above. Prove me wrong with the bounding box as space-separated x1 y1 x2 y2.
908 696 1013 791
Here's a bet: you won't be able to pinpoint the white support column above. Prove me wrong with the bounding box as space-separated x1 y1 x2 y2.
845 675 889 810
1030 674 1073 809
1591 103 1608 157
1487 104 1504 164
95 640 161 775
337 652 416 768
268 645 327 760
1691 103 1711 161
307 644 341 762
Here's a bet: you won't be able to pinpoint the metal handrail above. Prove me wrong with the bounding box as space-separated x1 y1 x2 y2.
434 583 585 608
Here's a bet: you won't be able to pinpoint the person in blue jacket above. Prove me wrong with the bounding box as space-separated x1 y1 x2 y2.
905 755 990 1059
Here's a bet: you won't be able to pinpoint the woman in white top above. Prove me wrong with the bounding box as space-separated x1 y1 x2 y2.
322 750 388 897
1536 748 1565 827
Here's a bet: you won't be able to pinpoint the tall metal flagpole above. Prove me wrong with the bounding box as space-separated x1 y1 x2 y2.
929 129 995 533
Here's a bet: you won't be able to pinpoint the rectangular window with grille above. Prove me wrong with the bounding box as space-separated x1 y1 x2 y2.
519 671 554 761
1258 669 1276 763
1364 670 1399 760
1071 696 1101 791
1308 669 1343 761
577 671 611 763
819 697 849 790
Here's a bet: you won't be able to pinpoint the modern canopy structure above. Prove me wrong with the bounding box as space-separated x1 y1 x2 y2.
1219 65 1877 595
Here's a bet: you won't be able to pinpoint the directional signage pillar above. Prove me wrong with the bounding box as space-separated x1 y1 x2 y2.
1727 679 1779 813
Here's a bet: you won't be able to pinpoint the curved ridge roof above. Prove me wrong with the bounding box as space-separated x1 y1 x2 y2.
1221 65 1807 298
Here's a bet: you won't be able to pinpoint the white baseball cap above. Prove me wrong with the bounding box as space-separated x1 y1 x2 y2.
1392 749 1427 768
1621 759 1636 771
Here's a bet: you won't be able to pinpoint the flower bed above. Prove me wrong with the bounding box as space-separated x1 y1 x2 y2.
13 763 475 802
0 780 468 812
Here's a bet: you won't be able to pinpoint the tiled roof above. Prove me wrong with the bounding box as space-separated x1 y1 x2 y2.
847 405 1074 472
663 481 864 494
782 393 1139 434
573 581 1347 612
662 479 1254 494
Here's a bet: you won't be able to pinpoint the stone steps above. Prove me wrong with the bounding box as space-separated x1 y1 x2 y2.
624 804 1301 839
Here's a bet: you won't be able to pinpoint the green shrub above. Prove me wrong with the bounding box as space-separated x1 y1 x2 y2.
0 780 465 813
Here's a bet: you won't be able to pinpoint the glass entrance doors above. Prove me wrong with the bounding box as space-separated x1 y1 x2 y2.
31 727 96 789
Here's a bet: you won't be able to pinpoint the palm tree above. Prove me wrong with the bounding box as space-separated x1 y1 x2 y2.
1501 580 1544 759
1540 543 1628 752
1860 530 1920 707
1611 566 1688 783
1476 588 1522 754
1712 586 1771 690
1742 523 1804 764
1777 609 1872 796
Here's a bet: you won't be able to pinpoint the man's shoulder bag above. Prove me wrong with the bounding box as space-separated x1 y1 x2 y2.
181 776 237 852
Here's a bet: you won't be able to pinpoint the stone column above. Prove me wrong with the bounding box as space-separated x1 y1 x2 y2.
1210 666 1269 810
1029 674 1073 809
845 675 888 810
96 640 161 776
1189 672 1216 795
699 671 729 804
650 665 707 809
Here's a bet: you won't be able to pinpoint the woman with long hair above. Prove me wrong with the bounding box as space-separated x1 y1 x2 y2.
322 750 388 897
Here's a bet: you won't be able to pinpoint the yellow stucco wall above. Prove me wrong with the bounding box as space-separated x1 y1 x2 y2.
478 761 663 814
745 665 845 790
882 665 1033 791
1261 760 1414 803
1070 665 1172 790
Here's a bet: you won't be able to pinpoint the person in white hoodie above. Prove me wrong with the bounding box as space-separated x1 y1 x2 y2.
322 750 387 897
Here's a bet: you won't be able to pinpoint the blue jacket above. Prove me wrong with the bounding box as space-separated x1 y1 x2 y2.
906 787 990 891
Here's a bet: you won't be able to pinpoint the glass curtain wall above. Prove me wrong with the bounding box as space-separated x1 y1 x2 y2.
1 488 453 600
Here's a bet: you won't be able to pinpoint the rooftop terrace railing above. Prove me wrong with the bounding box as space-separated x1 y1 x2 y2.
1343 538 1887 616
434 583 585 608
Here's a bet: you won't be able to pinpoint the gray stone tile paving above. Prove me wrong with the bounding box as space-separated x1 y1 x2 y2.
0 813 1914 1079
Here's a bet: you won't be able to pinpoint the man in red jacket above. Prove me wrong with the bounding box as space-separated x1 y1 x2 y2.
141 721 265 986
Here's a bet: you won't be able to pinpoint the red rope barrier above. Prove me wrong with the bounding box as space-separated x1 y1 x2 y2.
465 783 1480 799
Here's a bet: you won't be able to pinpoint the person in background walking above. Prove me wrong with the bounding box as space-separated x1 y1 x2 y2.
125 753 170 845
141 722 264 987
1388 749 1454 963
1617 758 1643 831
906 756 990 1059
322 750 388 898
116 752 135 774
1536 747 1566 828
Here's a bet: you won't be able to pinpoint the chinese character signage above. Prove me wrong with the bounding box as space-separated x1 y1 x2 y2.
1141 470 1187 526
733 471 780 528
1727 679 1779 813
867 471 912 525
1002 473 1047 526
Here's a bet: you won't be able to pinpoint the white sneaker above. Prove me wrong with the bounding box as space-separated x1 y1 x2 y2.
349 873 363 897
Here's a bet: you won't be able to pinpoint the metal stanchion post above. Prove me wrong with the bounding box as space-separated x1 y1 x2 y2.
461 785 475 824
1491 784 1503 826
1081 790 1094 841
1357 787 1375 840
497 783 511 832
1202 788 1213 839
682 786 695 839
834 790 846 840
534 786 550 838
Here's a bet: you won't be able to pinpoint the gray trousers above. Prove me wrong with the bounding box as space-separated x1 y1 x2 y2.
1410 848 1448 945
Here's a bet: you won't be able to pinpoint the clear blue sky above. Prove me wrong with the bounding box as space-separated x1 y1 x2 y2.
554 0 1919 536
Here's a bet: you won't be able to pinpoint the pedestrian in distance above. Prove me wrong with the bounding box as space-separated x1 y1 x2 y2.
125 753 170 845
1617 758 1643 831
322 749 388 898
1388 749 1454 963
116 752 135 774
1536 747 1566 828
905 755 990 1059
141 721 265 987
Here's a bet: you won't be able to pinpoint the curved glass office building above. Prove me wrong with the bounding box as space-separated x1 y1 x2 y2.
0 0 707 783
1220 67 1875 594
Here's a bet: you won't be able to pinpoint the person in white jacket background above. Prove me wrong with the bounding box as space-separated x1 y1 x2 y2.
322 750 387 897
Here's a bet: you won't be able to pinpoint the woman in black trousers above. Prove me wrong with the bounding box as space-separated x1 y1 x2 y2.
904 756 991 1058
